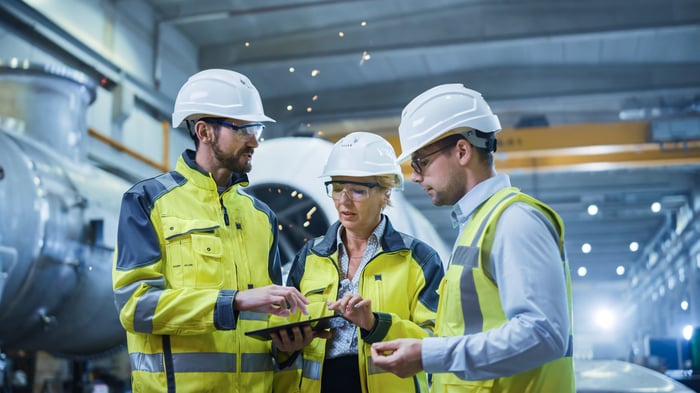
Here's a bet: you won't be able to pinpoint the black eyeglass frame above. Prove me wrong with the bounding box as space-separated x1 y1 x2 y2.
410 143 455 175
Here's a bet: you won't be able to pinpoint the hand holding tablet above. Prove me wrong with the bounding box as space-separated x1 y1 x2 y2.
245 315 345 341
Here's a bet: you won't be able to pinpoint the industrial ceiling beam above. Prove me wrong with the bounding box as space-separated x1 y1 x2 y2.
379 120 700 174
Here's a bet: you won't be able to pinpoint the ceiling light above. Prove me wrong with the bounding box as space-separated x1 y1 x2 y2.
681 300 689 311
581 243 591 253
595 308 615 330
338 31 344 37
683 325 694 340
587 204 598 216
629 242 639 252
289 67 295 73
616 265 625 275
577 266 587 277
361 21 367 27
651 201 661 212
244 41 251 47
286 105 293 111
306 107 312 112
312 95 318 101
362 51 371 61
311 69 320 77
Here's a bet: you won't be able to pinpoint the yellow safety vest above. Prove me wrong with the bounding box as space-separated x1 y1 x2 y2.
432 187 575 393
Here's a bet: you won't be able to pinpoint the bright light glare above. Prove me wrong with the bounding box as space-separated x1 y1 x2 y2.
681 300 689 311
683 325 694 340
651 202 661 213
577 266 587 277
581 243 592 253
616 265 625 275
587 204 598 216
595 309 615 330
629 242 639 252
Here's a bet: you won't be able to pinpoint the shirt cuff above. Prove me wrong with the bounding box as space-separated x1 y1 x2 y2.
421 336 447 373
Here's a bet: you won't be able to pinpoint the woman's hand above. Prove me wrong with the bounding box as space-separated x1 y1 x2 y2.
327 294 375 331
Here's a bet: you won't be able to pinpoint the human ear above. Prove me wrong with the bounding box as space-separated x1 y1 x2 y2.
194 121 212 144
455 139 472 166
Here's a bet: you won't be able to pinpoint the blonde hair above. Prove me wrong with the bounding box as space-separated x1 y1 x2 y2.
375 174 400 207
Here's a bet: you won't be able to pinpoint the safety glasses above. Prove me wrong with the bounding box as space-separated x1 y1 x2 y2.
324 181 380 201
201 118 265 140
410 144 454 175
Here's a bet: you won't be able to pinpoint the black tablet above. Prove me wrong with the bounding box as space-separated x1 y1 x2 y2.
244 315 343 341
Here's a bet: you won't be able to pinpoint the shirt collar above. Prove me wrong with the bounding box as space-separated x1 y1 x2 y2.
450 173 512 229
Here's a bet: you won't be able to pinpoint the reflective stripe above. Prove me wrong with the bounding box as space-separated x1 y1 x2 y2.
134 287 162 333
366 356 388 375
450 246 478 269
130 352 238 373
241 353 274 372
130 352 164 373
470 192 518 247
173 353 236 373
239 311 268 321
114 278 165 314
450 246 481 335
450 192 518 335
302 358 321 380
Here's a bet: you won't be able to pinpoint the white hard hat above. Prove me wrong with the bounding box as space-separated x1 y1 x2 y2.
321 131 404 190
396 84 501 163
171 69 275 128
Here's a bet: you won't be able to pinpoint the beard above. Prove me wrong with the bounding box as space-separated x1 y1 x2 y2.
212 133 253 173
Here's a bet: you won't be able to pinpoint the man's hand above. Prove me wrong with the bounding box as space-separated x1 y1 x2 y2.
327 294 375 331
235 285 309 317
370 338 424 378
270 325 332 353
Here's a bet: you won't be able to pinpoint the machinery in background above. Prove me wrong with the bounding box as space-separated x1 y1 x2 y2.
0 61 449 392
0 61 131 392
245 136 451 269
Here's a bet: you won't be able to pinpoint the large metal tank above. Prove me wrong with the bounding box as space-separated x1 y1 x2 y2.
0 61 130 358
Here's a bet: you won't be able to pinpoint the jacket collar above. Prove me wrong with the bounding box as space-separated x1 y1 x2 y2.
177 149 250 191
310 214 409 257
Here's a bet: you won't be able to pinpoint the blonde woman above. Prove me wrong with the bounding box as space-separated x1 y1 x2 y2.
272 132 444 393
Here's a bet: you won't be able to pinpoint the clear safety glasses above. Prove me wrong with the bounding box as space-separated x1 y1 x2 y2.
202 118 265 140
324 181 380 201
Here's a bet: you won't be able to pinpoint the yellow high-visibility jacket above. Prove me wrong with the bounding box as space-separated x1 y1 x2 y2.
432 187 575 393
274 218 444 393
113 150 282 393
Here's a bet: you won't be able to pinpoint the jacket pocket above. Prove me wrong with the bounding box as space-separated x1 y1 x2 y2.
162 217 222 288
